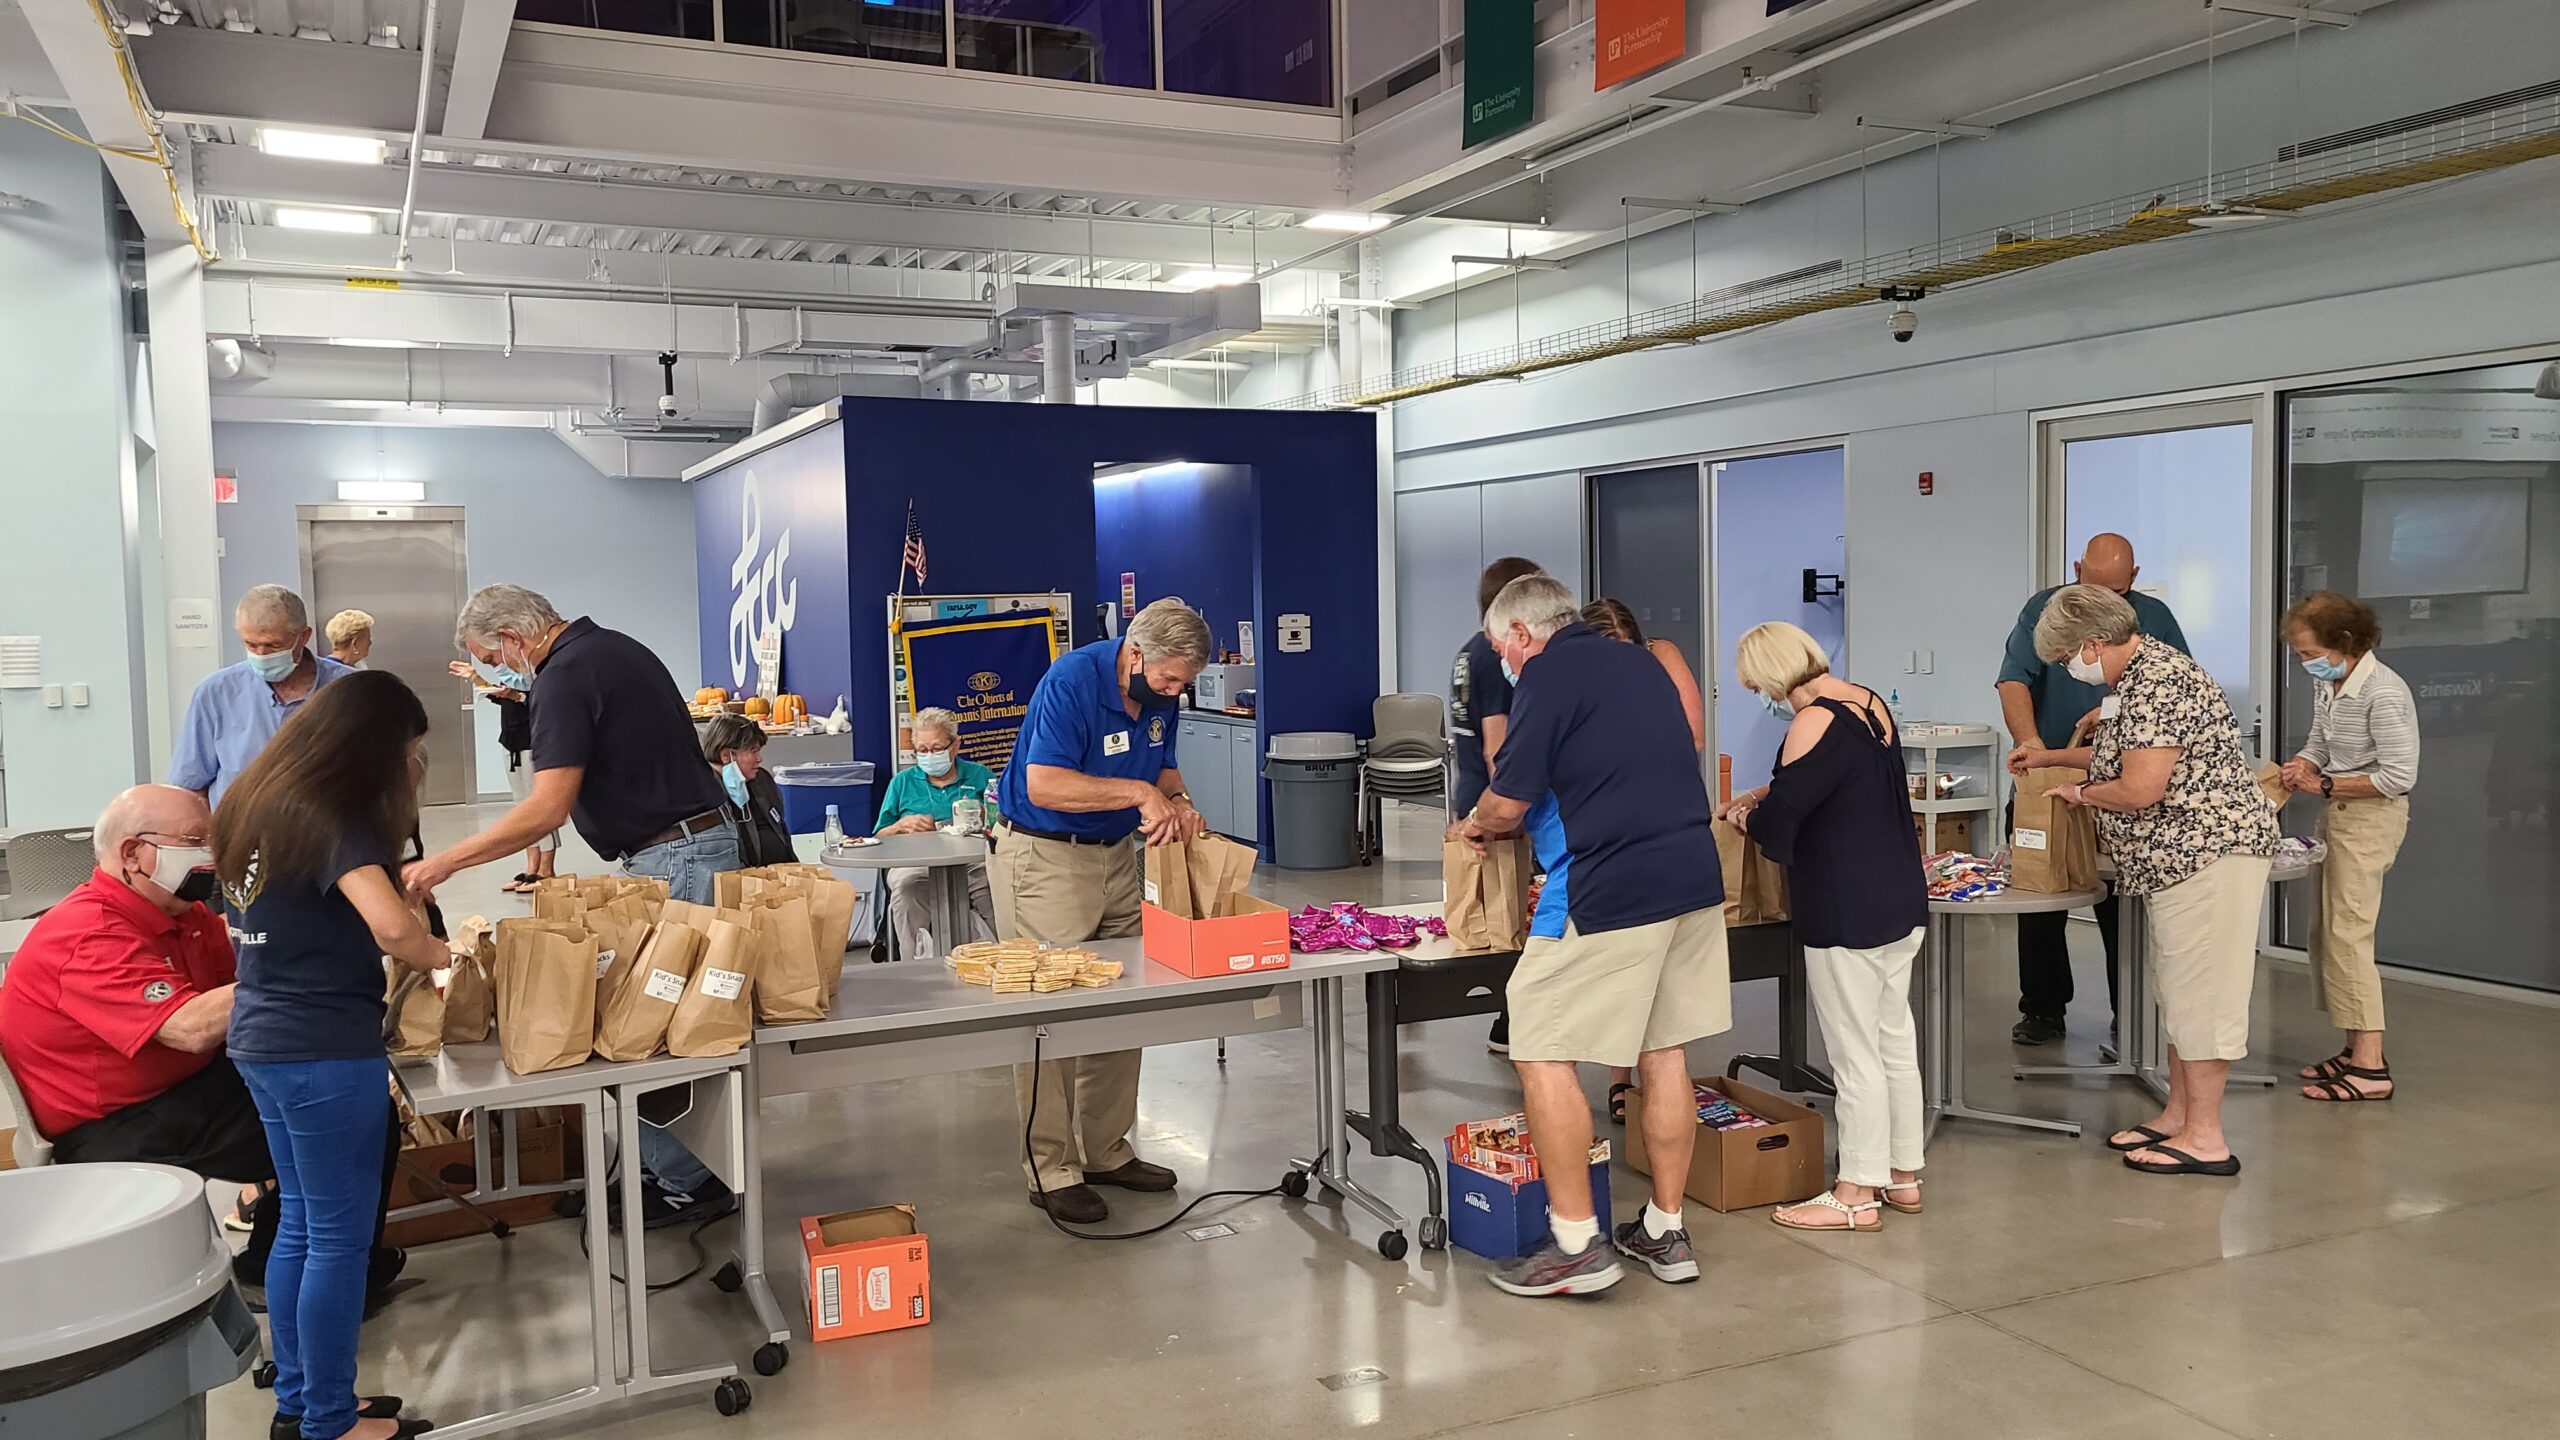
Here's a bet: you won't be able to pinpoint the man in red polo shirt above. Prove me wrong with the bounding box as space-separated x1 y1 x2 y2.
0 785 398 1291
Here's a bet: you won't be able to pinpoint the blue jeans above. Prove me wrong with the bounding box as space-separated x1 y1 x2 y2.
623 821 741 1196
238 1056 391 1440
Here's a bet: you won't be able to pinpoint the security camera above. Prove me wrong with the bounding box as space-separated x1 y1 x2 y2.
656 392 680 419
1887 304 1917 343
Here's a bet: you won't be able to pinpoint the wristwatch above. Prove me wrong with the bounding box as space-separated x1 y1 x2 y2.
2320 775 2335 799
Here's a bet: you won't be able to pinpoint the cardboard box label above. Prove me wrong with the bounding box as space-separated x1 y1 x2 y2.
864 1265 892 1314
817 1264 842 1329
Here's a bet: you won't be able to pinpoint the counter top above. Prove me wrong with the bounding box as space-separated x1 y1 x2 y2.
1181 708 1257 726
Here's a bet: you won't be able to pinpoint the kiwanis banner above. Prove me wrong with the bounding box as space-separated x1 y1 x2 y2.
898 613 1059 773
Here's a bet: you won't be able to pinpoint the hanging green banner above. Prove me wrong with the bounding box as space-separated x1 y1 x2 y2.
1462 0 1536 149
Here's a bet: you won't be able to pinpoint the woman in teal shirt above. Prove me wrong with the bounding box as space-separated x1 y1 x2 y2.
878 707 997 953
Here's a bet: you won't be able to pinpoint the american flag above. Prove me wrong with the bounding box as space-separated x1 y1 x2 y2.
901 502 928 587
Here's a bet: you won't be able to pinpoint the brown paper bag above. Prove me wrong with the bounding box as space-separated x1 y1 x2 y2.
393 1084 461 1149
1142 834 1258 920
1442 837 1532 955
746 893 828 1023
2254 762 2292 811
667 917 760 1057
384 963 444 1057
714 868 755 911
2010 767 2101 893
441 936 496 1044
595 922 704 1062
1712 818 1791 927
493 918 600 1074
584 895 655 979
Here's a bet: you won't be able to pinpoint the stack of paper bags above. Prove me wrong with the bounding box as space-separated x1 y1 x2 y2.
594 921 708 1062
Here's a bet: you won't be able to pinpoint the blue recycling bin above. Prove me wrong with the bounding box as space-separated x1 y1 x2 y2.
773 761 876 836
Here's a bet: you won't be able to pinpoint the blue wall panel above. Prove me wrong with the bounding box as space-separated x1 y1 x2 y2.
690 422 853 709
1094 462 1257 656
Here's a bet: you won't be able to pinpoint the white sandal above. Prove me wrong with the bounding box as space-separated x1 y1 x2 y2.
1880 1176 1923 1215
1772 1190 1881 1233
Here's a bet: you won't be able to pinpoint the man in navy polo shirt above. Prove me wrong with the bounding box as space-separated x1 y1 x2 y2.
1453 573 1729 1298
992 598 1211 1225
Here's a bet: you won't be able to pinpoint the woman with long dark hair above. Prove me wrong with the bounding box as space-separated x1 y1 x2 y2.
213 670 444 1440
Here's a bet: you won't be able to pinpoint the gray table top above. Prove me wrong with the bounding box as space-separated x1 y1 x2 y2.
392 1044 747 1115
1929 887 2108 915
752 933 1399 1047
819 832 990 871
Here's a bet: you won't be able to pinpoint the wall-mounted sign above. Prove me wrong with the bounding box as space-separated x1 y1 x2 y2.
1462 0 1536 148
1595 0 1684 90
213 469 238 504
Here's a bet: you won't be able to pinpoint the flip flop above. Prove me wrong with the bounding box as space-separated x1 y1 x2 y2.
2123 1143 2241 1177
2105 1124 2172 1153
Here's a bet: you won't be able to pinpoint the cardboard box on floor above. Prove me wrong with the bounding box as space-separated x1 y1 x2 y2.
801 1205 931 1340
1140 834 1290 977
384 1108 579 1248
1620 1075 1823 1213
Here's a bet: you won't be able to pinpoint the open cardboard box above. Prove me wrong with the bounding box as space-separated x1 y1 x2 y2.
1141 893 1291 978
1620 1075 1824 1213
800 1204 931 1340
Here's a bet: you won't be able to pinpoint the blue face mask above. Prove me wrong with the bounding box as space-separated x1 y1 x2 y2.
917 750 955 779
1759 690 1794 719
246 648 298 683
720 761 749 806
2302 655 2348 683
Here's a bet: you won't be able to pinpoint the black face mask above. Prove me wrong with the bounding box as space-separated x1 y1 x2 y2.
1127 667 1178 711
173 870 220 906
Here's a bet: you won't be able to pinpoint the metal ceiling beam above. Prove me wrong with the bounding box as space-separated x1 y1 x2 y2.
195 146 1356 271
129 24 426 132
16 0 195 243
438 0 517 140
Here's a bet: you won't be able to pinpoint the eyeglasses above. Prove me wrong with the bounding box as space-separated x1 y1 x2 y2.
135 831 208 847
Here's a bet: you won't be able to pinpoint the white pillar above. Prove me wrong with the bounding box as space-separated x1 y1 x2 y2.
145 241 225 777
1356 240 1399 695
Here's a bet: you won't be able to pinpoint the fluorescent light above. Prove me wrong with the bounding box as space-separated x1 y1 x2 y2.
329 337 422 348
337 480 426 502
1145 358 1248 373
1166 267 1252 292
1302 211 1389 233
274 206 378 234
258 128 388 165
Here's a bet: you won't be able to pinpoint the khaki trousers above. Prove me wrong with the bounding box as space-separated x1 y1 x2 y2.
2311 796 2409 1032
990 829 1144 1190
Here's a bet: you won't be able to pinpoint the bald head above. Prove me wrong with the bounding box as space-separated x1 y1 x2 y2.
93 784 212 864
2074 533 2139 593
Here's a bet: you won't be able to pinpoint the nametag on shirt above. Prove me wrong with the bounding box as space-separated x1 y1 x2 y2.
2015 828 2049 851
2100 696 2121 720
1104 731 1131 757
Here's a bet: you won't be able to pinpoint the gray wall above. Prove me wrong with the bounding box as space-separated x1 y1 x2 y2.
211 423 702 794
1393 472 1585 697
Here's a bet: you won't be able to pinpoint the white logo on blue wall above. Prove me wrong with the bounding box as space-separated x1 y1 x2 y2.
728 468 799 690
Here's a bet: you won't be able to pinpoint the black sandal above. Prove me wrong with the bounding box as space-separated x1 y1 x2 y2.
2303 1061 2393 1102
2105 1124 2172 1153
2124 1143 2241 1177
2299 1052 2356 1082
1608 1082 1634 1126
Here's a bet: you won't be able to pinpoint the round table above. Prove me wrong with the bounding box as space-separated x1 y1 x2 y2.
1920 888 2107 1143
820 831 991 959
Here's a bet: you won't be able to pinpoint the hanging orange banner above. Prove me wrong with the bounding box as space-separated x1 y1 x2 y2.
1594 0 1686 90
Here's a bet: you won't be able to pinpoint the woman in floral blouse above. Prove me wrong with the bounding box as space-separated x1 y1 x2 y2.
2009 585 2277 1178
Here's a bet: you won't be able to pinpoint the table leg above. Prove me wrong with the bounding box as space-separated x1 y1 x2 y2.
1342 970 1442 1247
1934 915 2083 1139
616 1089 654 1382
937 867 973 955
1294 976 1408 1256
579 1096 617 1393
733 1051 794 1353
1920 916 1945 1143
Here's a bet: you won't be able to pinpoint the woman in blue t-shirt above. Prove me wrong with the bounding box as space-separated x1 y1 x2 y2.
212 671 446 1440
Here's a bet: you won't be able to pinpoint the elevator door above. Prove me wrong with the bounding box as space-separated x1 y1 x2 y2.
300 506 475 805
1589 463 1707 693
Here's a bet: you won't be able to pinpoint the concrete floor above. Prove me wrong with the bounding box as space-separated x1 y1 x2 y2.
206 800 2560 1440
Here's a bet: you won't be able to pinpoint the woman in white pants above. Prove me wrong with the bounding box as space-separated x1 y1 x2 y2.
1722 622 1931 1233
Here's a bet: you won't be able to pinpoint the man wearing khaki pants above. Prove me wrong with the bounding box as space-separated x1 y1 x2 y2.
991 599 1212 1223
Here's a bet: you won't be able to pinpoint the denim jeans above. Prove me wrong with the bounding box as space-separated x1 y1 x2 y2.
622 820 741 1194
237 1056 391 1440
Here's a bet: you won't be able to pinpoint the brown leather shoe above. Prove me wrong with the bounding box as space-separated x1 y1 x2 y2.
1083 1158 1177 1193
1028 1184 1108 1224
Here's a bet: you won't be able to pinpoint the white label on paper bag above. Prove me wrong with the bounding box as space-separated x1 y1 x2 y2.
864 1265 892 1315
702 967 747 1000
2015 828 2049 851
1144 880 1161 905
816 1265 842 1329
595 949 616 979
643 969 687 1003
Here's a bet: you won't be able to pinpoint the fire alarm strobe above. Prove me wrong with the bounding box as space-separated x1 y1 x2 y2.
1918 471 1935 496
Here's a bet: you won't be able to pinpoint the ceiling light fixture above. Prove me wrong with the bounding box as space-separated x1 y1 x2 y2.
274 205 379 233
330 337 423 348
1302 212 1390 233
1165 267 1252 292
259 128 387 164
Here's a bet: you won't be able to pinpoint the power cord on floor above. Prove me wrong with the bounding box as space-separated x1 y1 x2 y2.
570 1161 724 1292
1025 1029 1307 1242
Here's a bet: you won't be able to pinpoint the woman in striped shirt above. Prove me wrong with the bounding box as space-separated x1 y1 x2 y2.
2279 591 2421 1102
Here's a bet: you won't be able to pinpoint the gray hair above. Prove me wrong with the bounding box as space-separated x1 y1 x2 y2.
2034 583 2142 663
1125 598 1213 669
911 706 960 743
92 784 207 862
456 584 563 649
1483 574 1580 644
236 584 308 635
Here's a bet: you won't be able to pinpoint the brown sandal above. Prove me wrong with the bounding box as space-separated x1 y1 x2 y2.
2302 1061 2393 1102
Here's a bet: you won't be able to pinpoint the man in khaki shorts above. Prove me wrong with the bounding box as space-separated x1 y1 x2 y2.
1453 575 1730 1297
989 599 1211 1224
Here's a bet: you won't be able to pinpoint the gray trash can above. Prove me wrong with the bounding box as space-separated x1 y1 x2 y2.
0 1163 260 1440
1265 732 1361 871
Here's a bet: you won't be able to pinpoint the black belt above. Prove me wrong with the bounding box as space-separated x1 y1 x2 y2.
994 820 1125 848
628 806 735 858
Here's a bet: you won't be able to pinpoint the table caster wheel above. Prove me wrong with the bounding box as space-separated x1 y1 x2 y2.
252 1361 277 1390
488 1220 512 1240
712 1262 744 1294
1280 1169 1309 1200
753 1342 789 1376
556 1192 587 1220
1378 1230 1410 1262
1419 1216 1448 1251
713 1377 752 1416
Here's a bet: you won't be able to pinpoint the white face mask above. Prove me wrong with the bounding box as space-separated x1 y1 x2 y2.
138 841 218 904
2065 646 2106 686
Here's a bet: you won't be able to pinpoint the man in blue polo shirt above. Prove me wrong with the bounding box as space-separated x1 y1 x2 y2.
1453 573 1728 1299
170 585 353 808
1995 533 2191 1047
993 598 1211 1225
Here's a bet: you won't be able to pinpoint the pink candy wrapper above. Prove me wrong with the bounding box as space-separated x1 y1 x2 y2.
1289 903 1447 954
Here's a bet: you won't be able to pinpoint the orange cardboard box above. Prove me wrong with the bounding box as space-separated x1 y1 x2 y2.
800 1205 931 1341
1140 894 1292 978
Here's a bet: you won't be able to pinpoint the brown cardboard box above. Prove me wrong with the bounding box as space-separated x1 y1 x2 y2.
1619 1075 1824 1213
383 1108 580 1247
1914 809 1984 856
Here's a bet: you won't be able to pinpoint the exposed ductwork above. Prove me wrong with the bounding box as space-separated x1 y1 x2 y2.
1039 313 1079 406
205 337 275 381
751 371 927 432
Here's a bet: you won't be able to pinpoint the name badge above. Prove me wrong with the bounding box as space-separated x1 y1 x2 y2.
1103 731 1131 757
2100 696 2121 720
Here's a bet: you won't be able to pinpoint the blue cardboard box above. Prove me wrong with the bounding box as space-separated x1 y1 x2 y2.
1446 1151 1613 1261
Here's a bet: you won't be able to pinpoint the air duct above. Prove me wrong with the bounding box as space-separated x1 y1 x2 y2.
751 371 926 432
205 337 274 381
1039 313 1079 405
